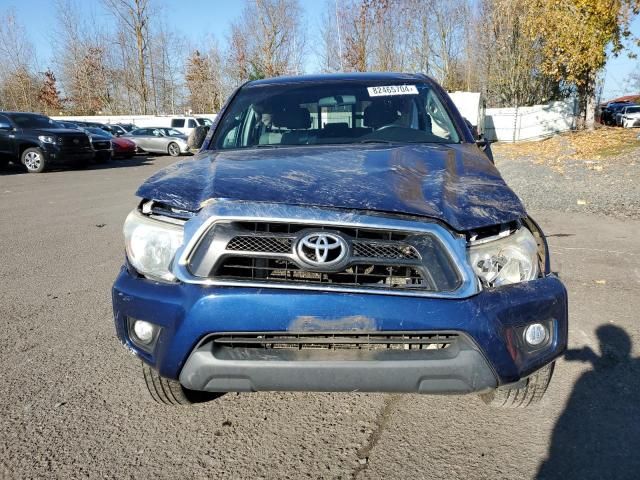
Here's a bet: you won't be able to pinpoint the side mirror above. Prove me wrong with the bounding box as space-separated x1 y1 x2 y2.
475 137 491 148
463 118 480 140
0 121 13 131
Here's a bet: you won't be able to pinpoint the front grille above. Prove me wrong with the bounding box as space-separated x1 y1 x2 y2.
60 135 90 147
92 141 111 150
217 257 425 288
213 332 459 351
187 220 462 293
352 241 419 260
225 234 419 260
226 235 293 253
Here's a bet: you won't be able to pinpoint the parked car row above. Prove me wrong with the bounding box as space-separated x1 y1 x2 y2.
0 112 193 173
600 101 640 128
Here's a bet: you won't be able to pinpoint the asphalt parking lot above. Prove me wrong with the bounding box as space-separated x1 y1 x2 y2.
1 154 639 479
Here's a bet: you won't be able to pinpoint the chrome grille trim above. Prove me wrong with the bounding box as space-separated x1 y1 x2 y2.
172 205 479 298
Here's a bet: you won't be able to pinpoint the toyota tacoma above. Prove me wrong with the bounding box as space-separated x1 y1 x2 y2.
112 73 568 407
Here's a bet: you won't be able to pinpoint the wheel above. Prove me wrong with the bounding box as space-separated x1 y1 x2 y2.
480 362 555 408
141 362 223 405
22 147 46 173
167 142 181 157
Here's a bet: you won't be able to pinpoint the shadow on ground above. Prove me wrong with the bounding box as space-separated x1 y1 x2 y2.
537 325 640 479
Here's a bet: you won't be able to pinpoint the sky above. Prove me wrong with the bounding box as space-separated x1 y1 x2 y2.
3 0 326 72
3 0 640 102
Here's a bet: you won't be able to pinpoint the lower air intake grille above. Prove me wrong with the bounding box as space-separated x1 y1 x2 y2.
213 333 459 351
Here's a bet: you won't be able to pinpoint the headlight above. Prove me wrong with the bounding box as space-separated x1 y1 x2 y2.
123 210 184 282
468 227 539 287
38 135 57 144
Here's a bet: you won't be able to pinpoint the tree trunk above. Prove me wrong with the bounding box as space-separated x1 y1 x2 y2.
585 79 596 131
577 71 596 130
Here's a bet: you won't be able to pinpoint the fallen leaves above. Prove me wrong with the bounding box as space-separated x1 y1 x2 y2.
493 126 639 169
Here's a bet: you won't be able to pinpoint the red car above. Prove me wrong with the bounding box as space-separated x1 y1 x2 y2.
112 136 137 158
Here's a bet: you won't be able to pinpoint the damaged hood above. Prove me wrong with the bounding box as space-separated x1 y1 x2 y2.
137 144 526 231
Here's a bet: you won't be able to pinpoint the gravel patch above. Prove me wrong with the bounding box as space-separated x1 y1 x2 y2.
495 149 640 219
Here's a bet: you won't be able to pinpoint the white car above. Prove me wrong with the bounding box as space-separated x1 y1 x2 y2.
621 106 640 128
168 116 214 136
123 127 190 156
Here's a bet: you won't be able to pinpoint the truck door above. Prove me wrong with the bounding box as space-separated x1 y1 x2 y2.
0 114 17 161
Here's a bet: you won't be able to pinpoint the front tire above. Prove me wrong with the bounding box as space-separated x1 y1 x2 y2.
167 142 181 157
141 362 223 405
22 147 46 173
481 362 555 408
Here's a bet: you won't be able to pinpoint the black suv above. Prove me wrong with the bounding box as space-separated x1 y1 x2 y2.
0 112 94 173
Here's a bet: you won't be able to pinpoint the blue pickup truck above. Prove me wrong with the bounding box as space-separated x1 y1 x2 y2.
112 73 568 407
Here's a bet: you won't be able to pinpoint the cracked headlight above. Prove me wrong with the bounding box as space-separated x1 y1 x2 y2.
468 227 539 287
123 210 184 282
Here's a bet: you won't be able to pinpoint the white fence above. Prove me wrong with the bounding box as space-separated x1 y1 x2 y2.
50 99 577 144
484 99 578 142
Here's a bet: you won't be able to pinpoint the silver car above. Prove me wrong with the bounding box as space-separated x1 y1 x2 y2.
124 127 189 156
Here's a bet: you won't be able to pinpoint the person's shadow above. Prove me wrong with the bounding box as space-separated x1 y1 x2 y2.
537 325 640 479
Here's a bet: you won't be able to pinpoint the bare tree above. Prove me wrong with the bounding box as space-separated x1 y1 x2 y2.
0 9 40 111
318 3 342 72
477 0 562 107
225 23 251 87
53 0 113 114
185 45 225 114
226 0 306 83
339 0 378 72
150 21 185 114
103 0 151 113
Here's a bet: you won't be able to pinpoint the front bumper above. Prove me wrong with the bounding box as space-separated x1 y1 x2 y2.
42 143 94 164
93 148 113 161
113 145 136 156
112 268 568 394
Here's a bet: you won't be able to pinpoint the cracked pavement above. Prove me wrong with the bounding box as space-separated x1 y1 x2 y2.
1 152 639 479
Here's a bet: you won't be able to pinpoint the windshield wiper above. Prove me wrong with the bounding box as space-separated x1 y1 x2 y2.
355 139 396 144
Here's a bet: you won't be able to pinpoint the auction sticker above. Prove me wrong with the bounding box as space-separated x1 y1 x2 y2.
367 85 418 96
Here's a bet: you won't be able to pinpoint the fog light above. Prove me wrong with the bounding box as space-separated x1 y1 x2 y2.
524 323 547 346
133 320 155 344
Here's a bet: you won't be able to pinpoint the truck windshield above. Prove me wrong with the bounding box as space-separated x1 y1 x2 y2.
213 80 460 150
12 115 58 129
86 127 112 137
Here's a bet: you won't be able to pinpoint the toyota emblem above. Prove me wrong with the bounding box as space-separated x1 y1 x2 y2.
296 232 349 268
73 138 79 144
